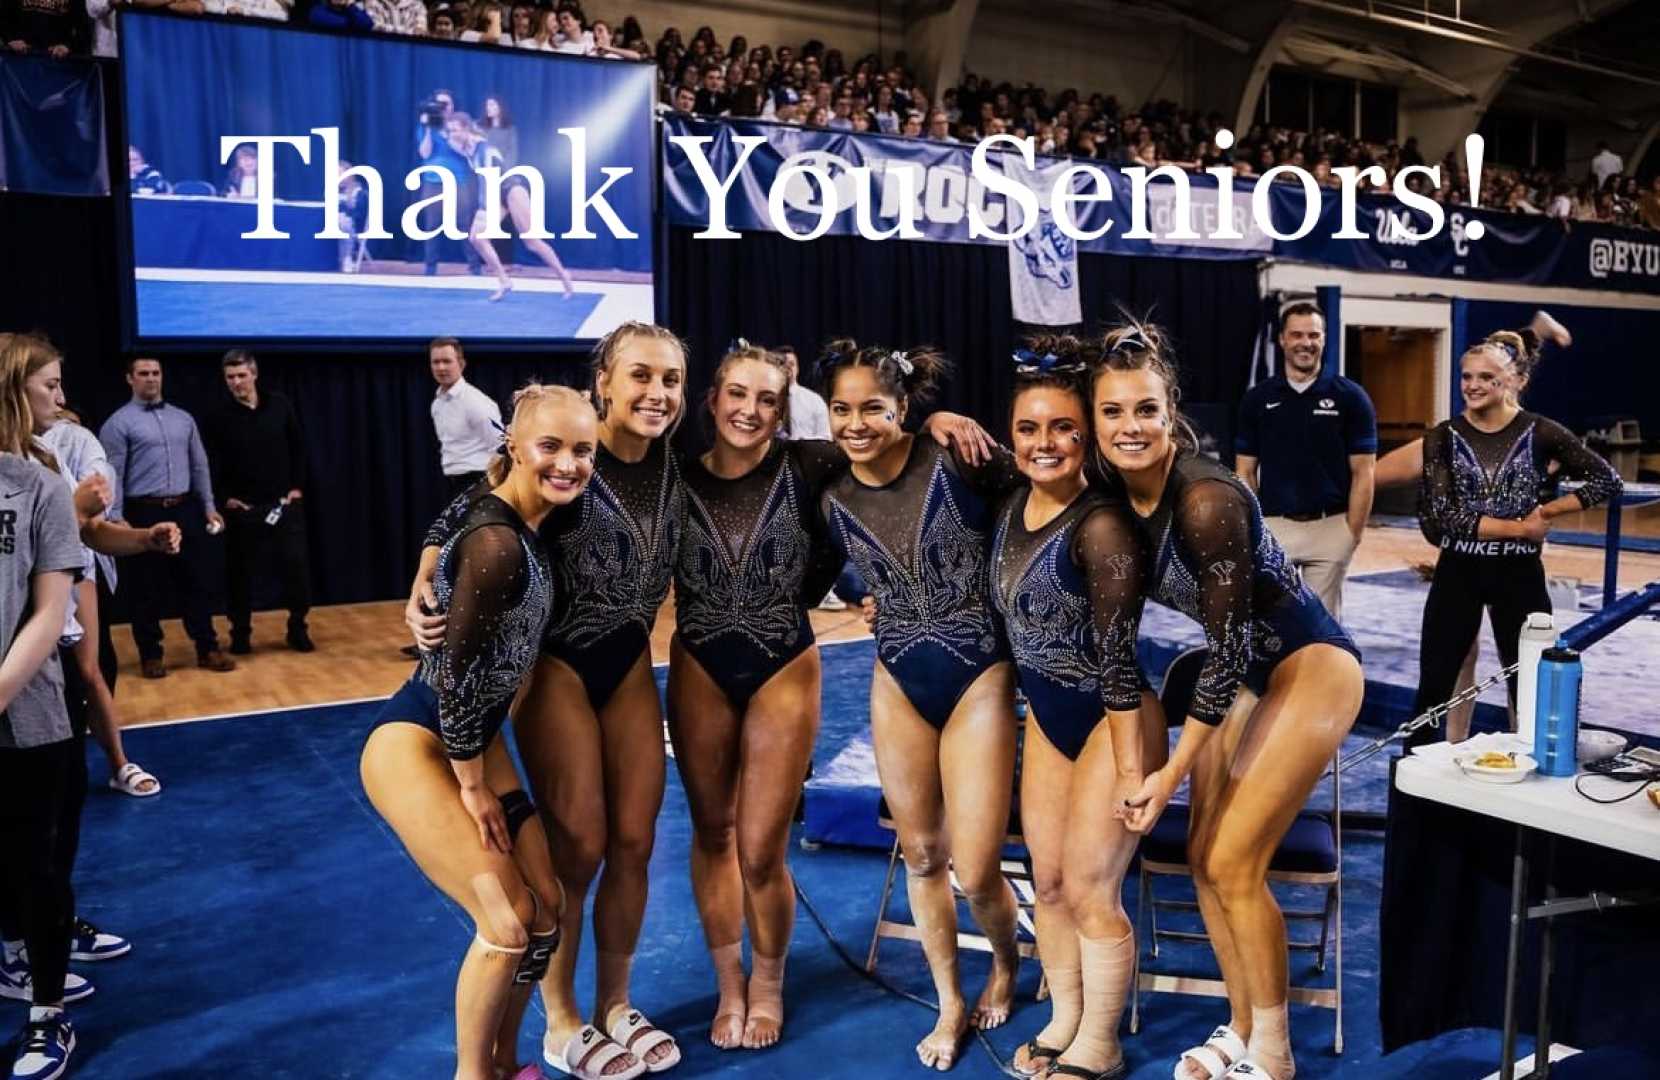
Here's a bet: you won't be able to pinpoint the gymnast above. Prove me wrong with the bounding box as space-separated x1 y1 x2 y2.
989 338 1166 1080
1374 312 1572 741
410 323 689 1078
361 384 595 1080
1095 322 1363 1080
669 340 993 1052
816 341 1022 1071
1408 325 1622 747
445 114 577 303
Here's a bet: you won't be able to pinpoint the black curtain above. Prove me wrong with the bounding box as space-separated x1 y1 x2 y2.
0 190 591 616
0 198 1259 615
668 226 1260 453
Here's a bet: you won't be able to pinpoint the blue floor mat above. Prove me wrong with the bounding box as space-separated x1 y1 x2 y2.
136 278 603 339
50 647 1409 1078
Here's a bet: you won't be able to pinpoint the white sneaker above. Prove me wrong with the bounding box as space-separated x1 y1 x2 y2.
0 952 94 1004
817 590 847 611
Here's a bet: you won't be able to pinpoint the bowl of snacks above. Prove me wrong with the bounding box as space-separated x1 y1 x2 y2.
1455 750 1537 784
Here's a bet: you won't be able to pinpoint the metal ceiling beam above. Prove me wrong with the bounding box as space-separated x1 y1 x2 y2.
1289 0 1660 89
1282 33 1475 98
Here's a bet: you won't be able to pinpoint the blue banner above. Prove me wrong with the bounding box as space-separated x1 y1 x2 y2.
0 54 108 197
663 116 1660 297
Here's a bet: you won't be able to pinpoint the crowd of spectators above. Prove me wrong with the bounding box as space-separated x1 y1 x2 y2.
7 0 1657 230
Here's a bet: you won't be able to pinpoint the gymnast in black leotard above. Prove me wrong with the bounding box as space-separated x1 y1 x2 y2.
667 340 997 1052
987 339 1166 1080
667 342 841 1052
1095 322 1363 1080
1409 331 1622 746
816 340 1023 1071
362 384 596 1080
408 323 689 1077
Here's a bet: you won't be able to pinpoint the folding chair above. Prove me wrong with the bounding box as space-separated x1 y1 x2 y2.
1129 648 1344 1053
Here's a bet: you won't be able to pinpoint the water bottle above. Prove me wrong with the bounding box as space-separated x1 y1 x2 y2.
1515 613 1556 747
1534 647 1582 777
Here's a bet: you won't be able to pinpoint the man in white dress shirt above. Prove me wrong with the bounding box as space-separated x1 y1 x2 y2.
775 346 830 442
428 337 501 497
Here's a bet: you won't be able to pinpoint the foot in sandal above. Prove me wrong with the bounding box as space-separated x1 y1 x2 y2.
543 1024 643 1080
1176 1024 1247 1080
915 1000 969 1071
108 762 160 798
606 1006 681 1072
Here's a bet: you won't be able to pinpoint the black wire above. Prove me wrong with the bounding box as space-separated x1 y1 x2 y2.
792 875 1032 1079
1573 772 1657 804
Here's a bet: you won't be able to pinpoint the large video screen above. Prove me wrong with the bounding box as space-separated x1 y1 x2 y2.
120 13 657 344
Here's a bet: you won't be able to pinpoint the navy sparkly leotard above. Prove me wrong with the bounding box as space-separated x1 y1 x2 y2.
379 494 553 759
820 438 1016 729
991 489 1147 760
539 439 684 709
1129 450 1358 725
675 439 847 709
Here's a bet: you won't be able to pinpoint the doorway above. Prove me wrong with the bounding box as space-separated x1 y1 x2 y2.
1345 324 1441 516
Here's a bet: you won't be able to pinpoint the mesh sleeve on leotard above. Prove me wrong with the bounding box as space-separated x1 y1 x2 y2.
1174 478 1256 726
1417 423 1476 547
436 524 528 760
1534 416 1624 511
423 479 491 550
1073 505 1147 713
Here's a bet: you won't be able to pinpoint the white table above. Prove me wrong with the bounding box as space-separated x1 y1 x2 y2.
1395 749 1660 1079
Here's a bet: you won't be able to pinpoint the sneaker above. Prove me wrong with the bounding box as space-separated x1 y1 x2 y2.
0 953 93 1004
817 590 847 612
10 1012 75 1080
69 919 130 962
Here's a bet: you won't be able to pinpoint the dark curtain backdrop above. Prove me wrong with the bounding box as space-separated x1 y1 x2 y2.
0 193 1259 616
667 226 1262 454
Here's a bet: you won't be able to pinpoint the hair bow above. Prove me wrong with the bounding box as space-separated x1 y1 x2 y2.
490 416 509 456
729 336 751 353
1012 348 1085 375
1494 340 1520 363
885 350 914 376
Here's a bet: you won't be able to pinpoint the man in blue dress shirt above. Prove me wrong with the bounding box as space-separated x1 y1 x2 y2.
99 358 236 678
1234 302 1378 623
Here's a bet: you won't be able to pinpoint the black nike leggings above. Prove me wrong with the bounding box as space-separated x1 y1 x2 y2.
1409 549 1552 746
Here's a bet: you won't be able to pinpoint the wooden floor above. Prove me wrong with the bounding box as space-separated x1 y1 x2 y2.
110 521 1660 729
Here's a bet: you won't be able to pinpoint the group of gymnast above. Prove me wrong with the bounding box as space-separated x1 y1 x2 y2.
357 313 1621 1080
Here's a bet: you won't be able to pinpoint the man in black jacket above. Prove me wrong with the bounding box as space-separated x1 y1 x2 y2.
2 0 88 57
201 350 315 654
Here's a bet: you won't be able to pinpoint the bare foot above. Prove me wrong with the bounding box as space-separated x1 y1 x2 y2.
1240 1049 1295 1080
916 1003 969 1071
488 280 513 302
1530 310 1572 349
709 1002 746 1050
742 953 785 1049
969 958 1016 1030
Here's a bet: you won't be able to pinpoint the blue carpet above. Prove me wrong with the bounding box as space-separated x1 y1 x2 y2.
41 642 1425 1078
136 278 603 339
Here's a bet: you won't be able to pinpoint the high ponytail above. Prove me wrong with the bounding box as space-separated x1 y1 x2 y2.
1088 316 1199 477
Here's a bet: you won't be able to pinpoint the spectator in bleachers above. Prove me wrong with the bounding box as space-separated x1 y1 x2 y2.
589 19 639 59
364 0 427 36
458 3 507 45
519 7 555 50
128 146 171 195
1591 140 1623 189
2 0 88 57
826 93 853 131
429 4 457 38
308 0 373 32
672 85 696 114
206 0 287 19
695 64 730 116
927 109 953 142
552 7 589 54
480 96 515 166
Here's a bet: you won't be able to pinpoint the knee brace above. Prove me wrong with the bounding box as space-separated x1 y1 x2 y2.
499 789 537 844
513 893 560 984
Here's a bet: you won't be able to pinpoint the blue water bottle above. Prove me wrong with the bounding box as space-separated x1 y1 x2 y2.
1534 647 1582 777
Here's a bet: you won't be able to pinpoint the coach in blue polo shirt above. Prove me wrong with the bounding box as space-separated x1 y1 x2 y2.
1235 301 1377 622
